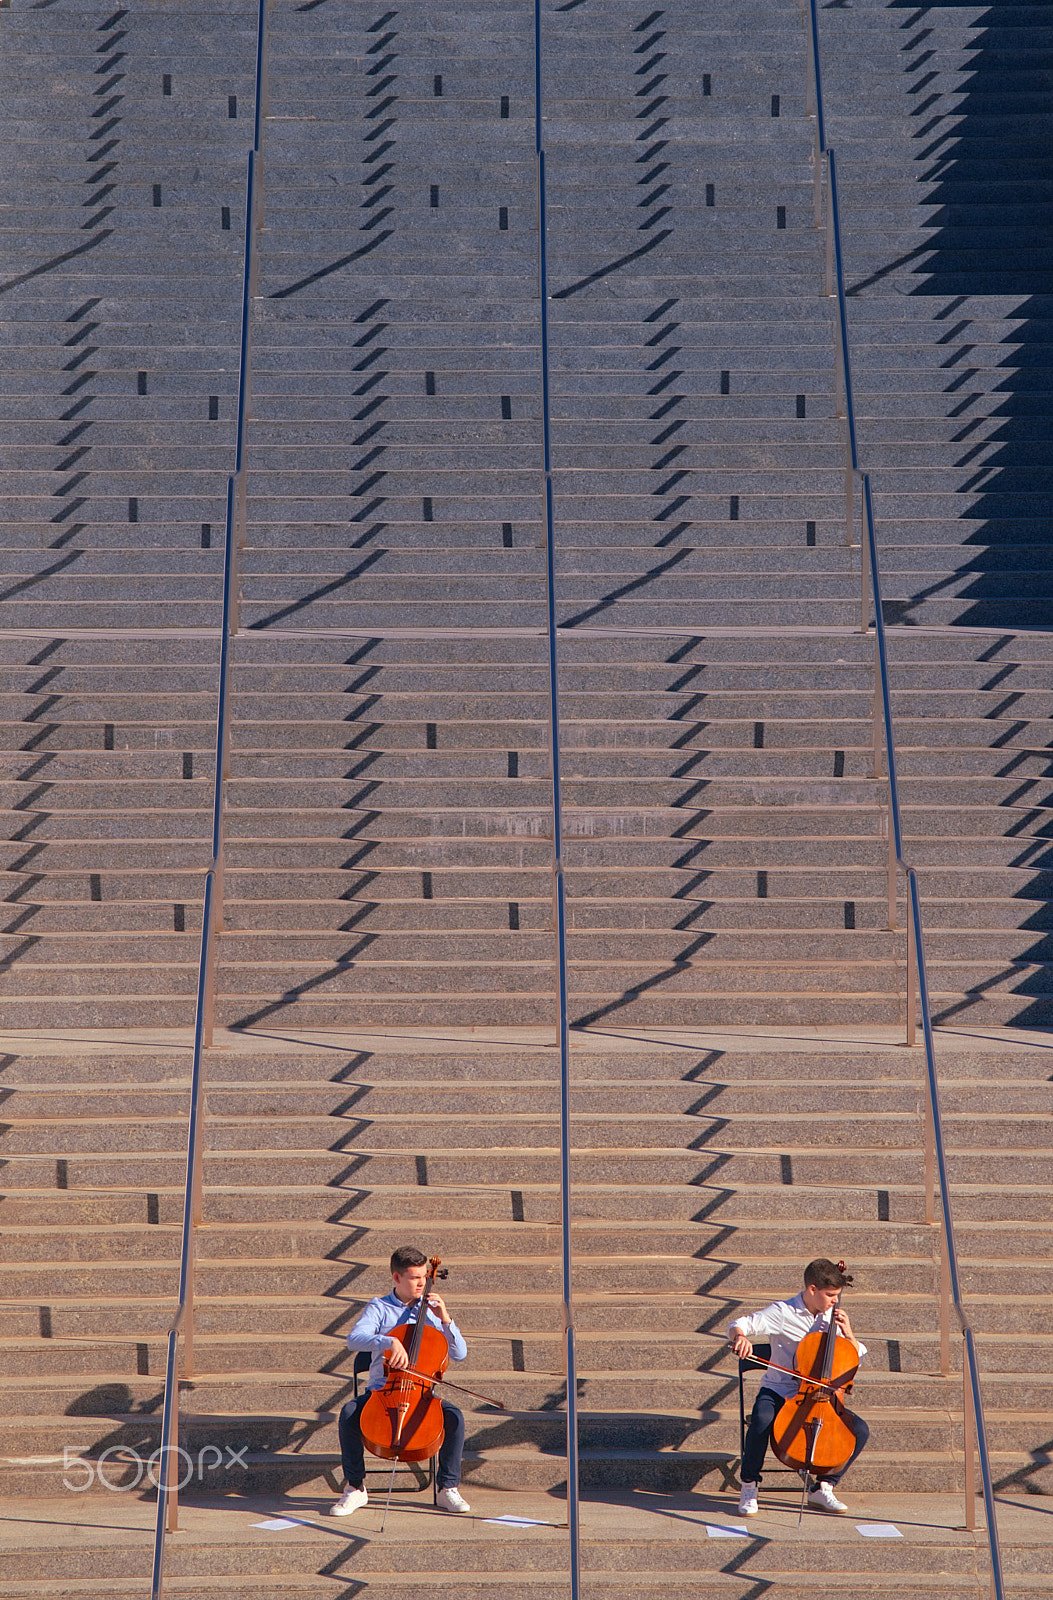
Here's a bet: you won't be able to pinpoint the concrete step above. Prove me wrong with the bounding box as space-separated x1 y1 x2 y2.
7 1070 1047 1118
0 929 901 969
10 1138 1053 1193
9 1176 1038 1230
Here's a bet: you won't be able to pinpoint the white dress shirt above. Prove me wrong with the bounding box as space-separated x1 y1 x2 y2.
728 1293 866 1398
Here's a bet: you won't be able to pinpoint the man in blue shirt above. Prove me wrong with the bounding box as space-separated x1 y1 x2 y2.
330 1245 471 1516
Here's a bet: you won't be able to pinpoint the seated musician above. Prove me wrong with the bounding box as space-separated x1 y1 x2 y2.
331 1245 471 1516
728 1257 869 1516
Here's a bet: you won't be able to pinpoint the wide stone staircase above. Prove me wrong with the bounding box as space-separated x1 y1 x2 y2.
3 1033 1053 1597
1 0 1053 1597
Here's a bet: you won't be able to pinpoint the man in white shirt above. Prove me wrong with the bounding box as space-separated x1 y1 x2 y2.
728 1258 869 1516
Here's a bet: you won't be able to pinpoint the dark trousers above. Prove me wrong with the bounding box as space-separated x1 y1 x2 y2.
338 1392 465 1491
742 1386 869 1486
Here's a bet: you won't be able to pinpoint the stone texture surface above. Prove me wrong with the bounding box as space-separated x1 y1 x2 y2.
0 0 1052 1594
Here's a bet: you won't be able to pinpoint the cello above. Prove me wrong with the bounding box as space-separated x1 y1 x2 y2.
770 1262 865 1504
358 1254 451 1466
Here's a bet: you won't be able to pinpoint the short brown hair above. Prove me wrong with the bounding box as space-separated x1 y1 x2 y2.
390 1246 428 1274
804 1258 852 1290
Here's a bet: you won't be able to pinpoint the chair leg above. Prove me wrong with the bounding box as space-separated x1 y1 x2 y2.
430 1455 437 1505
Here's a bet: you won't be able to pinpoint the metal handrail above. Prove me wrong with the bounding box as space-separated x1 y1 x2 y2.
863 482 1005 1596
805 5 1006 1592
535 6 579 1596
150 4 269 1592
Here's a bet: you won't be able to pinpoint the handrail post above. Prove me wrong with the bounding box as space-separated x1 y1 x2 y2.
940 1232 951 1379
819 156 825 297
887 819 897 936
906 887 916 1042
191 1110 206 1228
202 943 216 1052
963 1338 976 1530
184 1235 196 1374
860 474 866 606
864 624 870 774
861 484 871 637
167 1372 180 1532
921 1078 934 1226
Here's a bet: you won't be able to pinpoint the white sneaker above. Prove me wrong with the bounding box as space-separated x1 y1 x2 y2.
807 1481 847 1513
738 1481 759 1516
436 1486 471 1514
330 1484 368 1516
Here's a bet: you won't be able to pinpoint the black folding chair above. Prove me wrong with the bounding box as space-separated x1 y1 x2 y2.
737 1342 772 1464
737 1342 798 1484
352 1350 436 1501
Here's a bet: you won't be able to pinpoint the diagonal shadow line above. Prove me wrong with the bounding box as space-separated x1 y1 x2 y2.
247 548 386 629
994 1440 1053 1494
22 696 63 726
0 551 84 604
15 753 56 782
339 903 381 931
559 546 690 628
51 497 89 526
572 959 693 1029
3 873 44 904
0 230 113 298
881 562 968 614
7 842 48 872
929 962 1025 1025
2 906 42 935
269 232 393 299
345 666 381 692
231 961 365 1030
845 239 936 297
11 780 52 820
552 229 673 299
9 810 51 842
0 937 39 970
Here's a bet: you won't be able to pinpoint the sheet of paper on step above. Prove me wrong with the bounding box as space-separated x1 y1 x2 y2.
483 1515 555 1527
705 1522 750 1537
253 1518 313 1530
855 1523 902 1538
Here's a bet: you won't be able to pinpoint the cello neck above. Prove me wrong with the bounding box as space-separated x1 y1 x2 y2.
406 1264 435 1367
820 1289 845 1381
